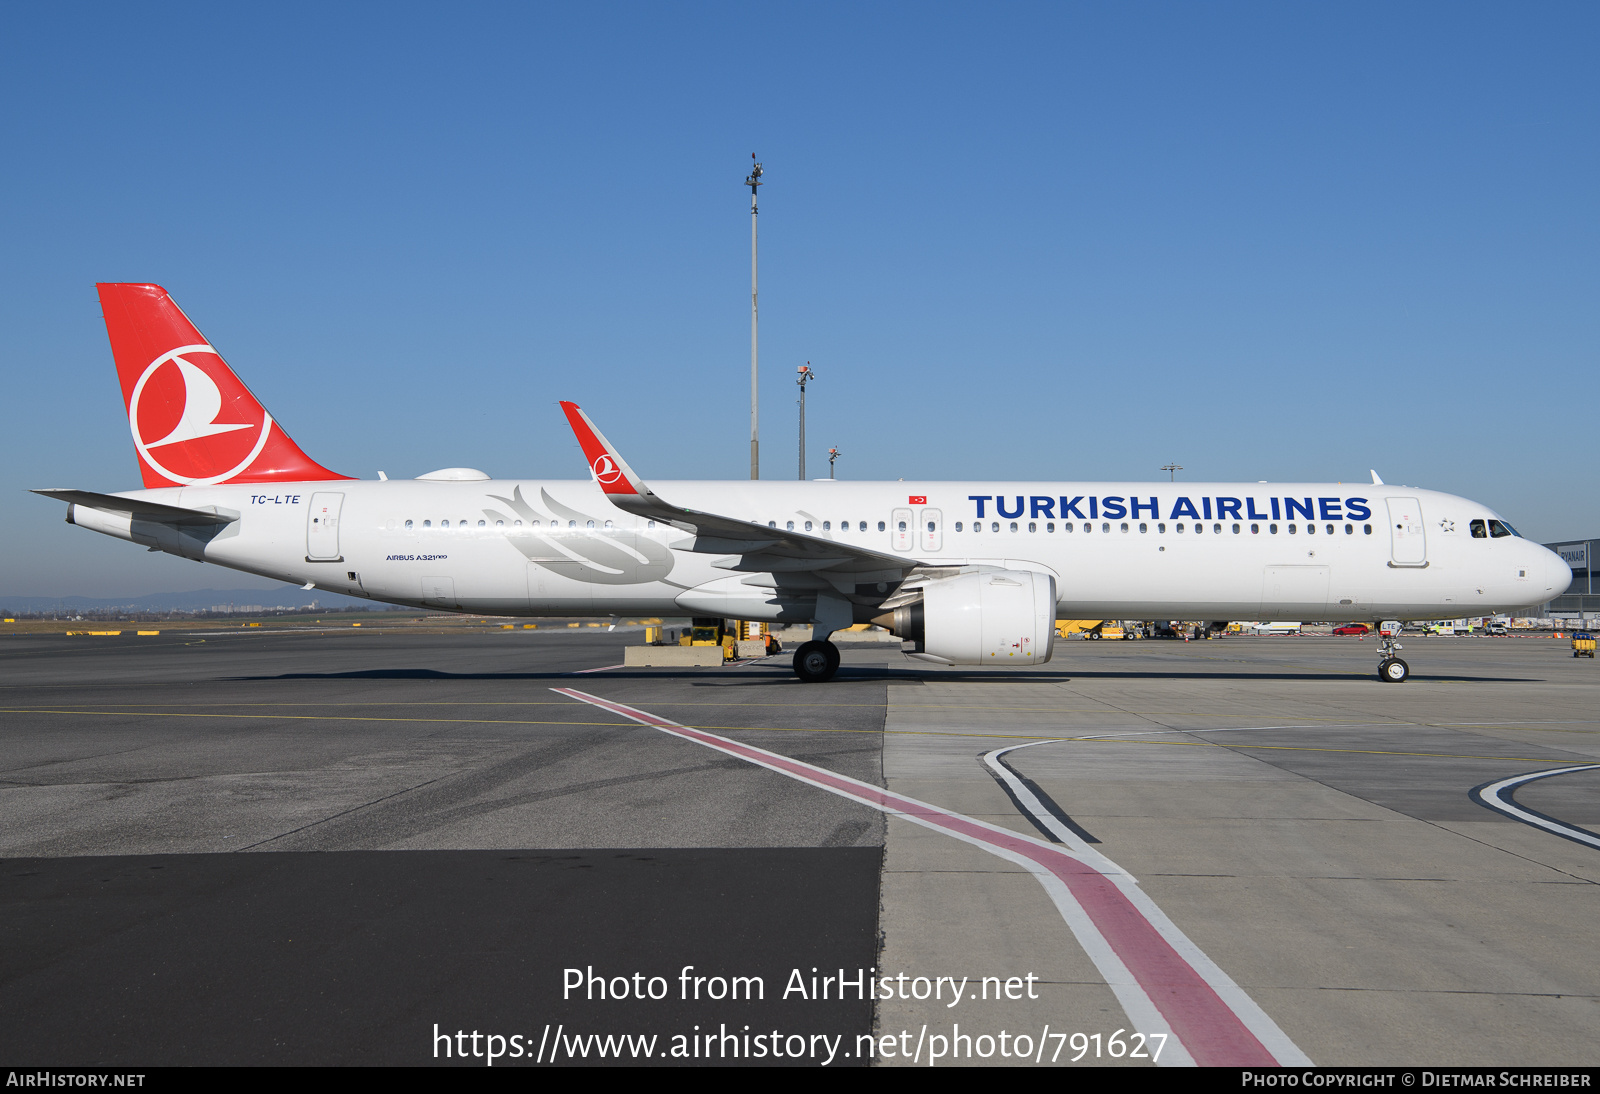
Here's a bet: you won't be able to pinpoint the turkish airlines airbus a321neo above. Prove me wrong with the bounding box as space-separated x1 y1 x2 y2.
36 284 1571 683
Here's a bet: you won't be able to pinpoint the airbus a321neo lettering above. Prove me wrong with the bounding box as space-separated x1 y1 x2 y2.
37 284 1571 684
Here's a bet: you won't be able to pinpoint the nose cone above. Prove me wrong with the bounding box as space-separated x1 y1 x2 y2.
1543 547 1574 596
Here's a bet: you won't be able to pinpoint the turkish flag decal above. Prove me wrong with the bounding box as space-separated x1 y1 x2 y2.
908 495 927 505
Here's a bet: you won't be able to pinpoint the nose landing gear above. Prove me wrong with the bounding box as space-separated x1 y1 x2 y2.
793 640 841 683
1377 634 1410 683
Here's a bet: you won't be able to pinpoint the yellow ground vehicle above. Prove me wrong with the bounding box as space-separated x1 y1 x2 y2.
1574 633 1596 659
1055 619 1104 638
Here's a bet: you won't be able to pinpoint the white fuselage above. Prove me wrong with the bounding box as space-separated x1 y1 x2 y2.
74 478 1571 623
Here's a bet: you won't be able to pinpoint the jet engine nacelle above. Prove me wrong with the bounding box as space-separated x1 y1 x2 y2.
884 569 1057 666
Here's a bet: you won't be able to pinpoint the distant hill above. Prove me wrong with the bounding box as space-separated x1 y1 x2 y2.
0 585 380 613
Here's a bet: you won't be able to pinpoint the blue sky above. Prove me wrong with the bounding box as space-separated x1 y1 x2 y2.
2 2 1596 596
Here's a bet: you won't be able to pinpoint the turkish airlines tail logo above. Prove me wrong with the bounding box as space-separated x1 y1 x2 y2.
97 284 351 488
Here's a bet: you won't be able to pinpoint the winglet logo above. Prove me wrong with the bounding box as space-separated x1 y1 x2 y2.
129 345 274 486
592 454 624 485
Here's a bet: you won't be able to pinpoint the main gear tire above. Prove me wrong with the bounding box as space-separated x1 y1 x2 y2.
794 640 839 683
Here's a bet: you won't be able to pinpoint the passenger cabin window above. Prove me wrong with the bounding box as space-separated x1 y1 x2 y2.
955 522 964 532
405 519 413 529
823 521 831 531
1027 522 1036 532
898 521 907 531
1139 523 1147 533
1470 520 1487 538
1232 523 1240 533
859 522 867 531
992 522 1001 533
1100 522 1109 533
787 521 795 530
877 521 886 532
478 520 486 527
805 521 813 531
1363 524 1372 534
1047 522 1055 532
1343 524 1351 534
568 520 577 529
1009 522 1018 532
423 520 431 528
1250 523 1258 534
1270 524 1278 534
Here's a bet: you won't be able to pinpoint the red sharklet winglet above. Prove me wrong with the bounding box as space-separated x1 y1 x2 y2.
97 283 351 488
559 401 648 496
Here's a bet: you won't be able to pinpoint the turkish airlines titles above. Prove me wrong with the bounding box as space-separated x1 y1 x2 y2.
967 494 1375 524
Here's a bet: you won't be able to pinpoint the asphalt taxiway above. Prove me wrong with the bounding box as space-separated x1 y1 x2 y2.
2 628 1597 1066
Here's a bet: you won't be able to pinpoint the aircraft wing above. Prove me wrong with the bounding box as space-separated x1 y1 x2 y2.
558 402 914 584
32 489 238 526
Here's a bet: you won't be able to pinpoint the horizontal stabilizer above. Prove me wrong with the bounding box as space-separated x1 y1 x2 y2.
32 489 238 526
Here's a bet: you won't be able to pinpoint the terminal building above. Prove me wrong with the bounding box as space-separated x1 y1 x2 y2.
1542 537 1598 622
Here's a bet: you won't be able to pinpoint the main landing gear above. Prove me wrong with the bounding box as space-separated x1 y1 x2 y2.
1377 634 1410 683
793 640 841 683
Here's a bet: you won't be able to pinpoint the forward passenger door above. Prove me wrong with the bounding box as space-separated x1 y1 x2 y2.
1385 497 1427 566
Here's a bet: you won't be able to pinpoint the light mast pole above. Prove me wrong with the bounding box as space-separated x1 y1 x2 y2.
796 363 813 479
746 156 763 479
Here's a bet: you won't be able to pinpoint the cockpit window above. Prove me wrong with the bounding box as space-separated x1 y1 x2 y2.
1470 519 1487 539
1488 519 1518 539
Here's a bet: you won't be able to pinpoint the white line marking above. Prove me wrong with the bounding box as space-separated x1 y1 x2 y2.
553 687 1312 1068
564 663 624 675
983 739 1114 856
1470 764 1600 851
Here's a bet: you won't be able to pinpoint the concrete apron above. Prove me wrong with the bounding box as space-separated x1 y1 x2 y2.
874 677 1600 1068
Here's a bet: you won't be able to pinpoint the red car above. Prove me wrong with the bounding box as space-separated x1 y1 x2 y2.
1332 624 1370 636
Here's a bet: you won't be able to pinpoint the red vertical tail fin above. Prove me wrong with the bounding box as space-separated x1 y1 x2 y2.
97 283 351 488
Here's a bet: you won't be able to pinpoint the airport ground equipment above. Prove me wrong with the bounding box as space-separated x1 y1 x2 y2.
1574 633 1595 658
